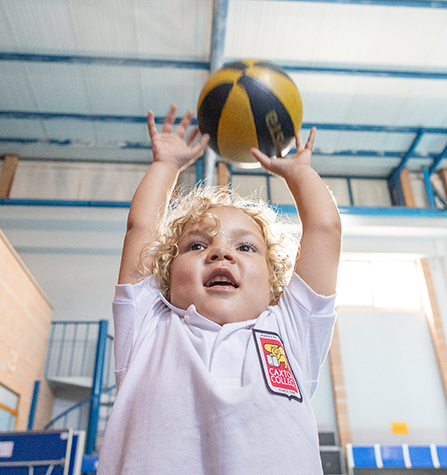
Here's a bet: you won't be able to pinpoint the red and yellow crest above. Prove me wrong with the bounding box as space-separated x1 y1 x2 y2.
253 329 302 401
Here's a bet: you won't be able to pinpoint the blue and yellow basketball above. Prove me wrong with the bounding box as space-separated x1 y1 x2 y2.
197 59 303 167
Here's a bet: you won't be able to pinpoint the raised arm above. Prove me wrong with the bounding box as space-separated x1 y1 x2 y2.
250 128 341 296
118 105 209 284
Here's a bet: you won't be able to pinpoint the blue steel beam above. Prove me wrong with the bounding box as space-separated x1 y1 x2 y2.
387 130 424 205
423 167 437 208
308 123 447 134
2 111 447 135
423 142 447 209
434 186 447 208
346 178 355 206
204 0 228 184
387 174 404 206
428 143 447 175
0 110 149 124
2 52 447 80
256 203 447 217
0 198 132 207
4 197 447 219
209 0 229 73
0 136 443 163
276 64 447 80
391 129 424 177
204 0 230 185
0 52 209 70
248 0 447 7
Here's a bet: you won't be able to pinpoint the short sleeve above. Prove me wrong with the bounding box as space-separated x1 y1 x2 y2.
275 273 336 397
112 275 161 386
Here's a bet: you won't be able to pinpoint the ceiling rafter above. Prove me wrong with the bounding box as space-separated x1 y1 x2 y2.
3 111 447 135
2 52 447 80
249 0 447 8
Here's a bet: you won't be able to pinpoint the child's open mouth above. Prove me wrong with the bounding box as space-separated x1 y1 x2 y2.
204 269 239 288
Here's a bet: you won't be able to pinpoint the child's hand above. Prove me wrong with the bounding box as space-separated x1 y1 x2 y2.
147 105 209 172
250 127 316 178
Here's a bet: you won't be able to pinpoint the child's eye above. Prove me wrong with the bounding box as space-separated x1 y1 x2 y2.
189 242 206 251
237 243 256 253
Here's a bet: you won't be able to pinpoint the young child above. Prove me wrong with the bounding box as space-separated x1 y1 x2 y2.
97 105 342 474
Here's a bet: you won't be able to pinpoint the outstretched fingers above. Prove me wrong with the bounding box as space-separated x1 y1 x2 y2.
174 108 208 157
185 128 200 146
176 110 194 139
190 133 210 160
250 127 318 175
294 127 316 153
147 105 209 167
162 104 178 134
304 127 316 151
147 111 159 141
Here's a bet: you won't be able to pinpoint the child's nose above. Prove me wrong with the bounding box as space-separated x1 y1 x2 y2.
206 246 235 262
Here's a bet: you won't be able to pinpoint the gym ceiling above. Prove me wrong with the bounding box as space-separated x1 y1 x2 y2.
0 0 446 182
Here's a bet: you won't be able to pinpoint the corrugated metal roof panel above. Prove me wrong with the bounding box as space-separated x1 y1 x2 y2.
139 68 210 115
0 118 46 137
293 73 447 128
1 0 78 53
133 0 212 58
0 63 39 110
1 0 212 58
24 63 92 113
226 1 447 67
42 120 98 142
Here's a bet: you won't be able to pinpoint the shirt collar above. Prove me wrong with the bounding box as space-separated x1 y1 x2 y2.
160 293 258 332
160 293 221 331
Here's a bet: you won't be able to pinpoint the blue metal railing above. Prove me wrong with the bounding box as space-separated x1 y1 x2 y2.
44 320 115 454
45 321 114 389
86 320 108 454
45 385 117 454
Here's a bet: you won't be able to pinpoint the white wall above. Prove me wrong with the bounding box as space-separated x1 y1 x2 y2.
3 203 447 442
0 205 127 324
338 309 447 444
311 358 337 432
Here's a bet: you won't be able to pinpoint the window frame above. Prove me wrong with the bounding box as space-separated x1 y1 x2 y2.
0 383 19 432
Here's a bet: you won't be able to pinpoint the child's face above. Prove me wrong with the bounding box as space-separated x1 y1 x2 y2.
170 206 272 325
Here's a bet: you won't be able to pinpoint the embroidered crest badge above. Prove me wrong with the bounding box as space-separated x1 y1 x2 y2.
253 329 302 401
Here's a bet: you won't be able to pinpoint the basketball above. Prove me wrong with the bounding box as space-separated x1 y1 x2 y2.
197 59 303 167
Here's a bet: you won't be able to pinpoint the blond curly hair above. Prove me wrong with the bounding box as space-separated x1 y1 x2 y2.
140 186 298 305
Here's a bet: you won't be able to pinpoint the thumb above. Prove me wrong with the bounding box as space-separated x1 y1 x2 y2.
250 147 275 170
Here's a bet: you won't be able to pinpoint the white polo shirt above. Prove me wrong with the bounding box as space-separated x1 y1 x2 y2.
97 273 336 475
